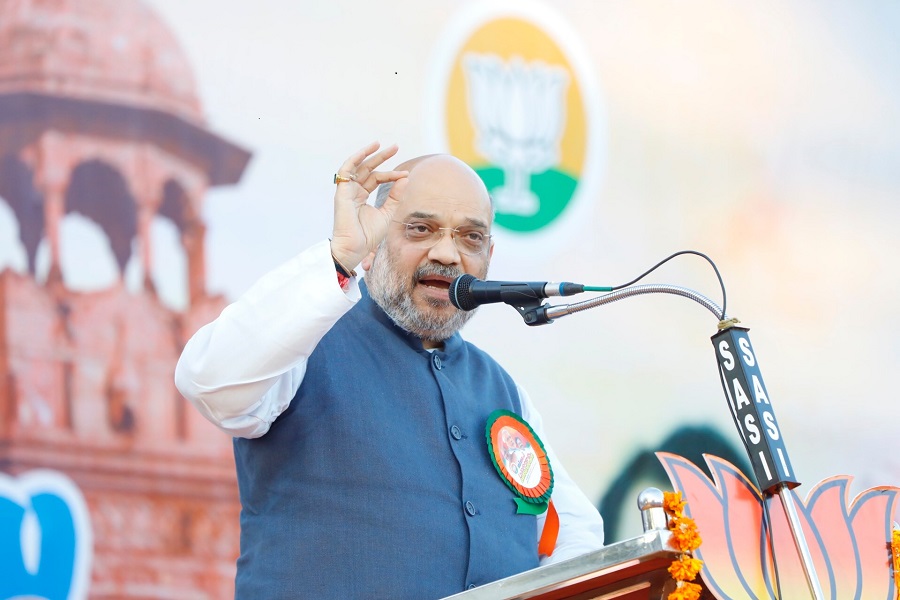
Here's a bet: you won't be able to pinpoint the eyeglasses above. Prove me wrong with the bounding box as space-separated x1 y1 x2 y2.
394 221 492 256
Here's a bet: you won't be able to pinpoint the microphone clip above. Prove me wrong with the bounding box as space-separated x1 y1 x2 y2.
512 299 555 326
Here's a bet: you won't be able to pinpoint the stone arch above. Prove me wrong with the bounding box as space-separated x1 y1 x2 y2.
158 178 192 233
144 178 191 309
0 155 45 273
65 159 137 274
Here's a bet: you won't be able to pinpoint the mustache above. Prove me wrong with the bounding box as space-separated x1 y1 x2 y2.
413 263 463 282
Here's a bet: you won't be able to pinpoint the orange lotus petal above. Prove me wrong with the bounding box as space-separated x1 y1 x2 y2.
800 477 855 598
659 452 766 600
848 486 898 599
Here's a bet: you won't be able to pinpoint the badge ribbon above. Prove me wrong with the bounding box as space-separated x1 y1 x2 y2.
485 410 559 556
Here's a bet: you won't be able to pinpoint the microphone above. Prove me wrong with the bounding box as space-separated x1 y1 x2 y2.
449 274 585 311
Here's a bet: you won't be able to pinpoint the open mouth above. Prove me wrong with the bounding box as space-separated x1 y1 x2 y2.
418 276 452 290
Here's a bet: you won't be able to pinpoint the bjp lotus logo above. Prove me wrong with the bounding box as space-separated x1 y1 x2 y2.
463 53 570 217
659 453 900 599
427 1 606 245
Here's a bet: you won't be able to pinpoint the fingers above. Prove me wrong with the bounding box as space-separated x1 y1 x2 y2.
372 170 408 185
336 142 407 193
336 142 395 178
377 176 408 220
355 143 399 181
336 141 381 180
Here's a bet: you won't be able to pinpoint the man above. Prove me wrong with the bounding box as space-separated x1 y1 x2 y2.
175 143 604 599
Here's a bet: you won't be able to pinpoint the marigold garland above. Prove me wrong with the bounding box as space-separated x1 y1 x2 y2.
891 523 900 600
664 491 704 600
669 582 703 600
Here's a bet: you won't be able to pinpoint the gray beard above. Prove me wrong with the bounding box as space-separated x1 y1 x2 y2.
365 246 483 343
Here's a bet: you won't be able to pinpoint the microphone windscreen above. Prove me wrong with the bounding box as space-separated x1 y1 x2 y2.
449 274 478 311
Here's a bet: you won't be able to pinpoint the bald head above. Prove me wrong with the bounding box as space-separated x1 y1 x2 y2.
394 154 440 173
375 154 492 216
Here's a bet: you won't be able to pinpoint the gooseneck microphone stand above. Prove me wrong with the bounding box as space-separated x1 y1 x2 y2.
506 282 826 600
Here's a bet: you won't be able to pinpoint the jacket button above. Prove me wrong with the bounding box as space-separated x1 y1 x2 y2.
465 501 476 516
450 425 462 440
432 354 442 370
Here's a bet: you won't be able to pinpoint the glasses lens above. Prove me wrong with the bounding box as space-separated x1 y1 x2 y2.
401 222 489 255
454 229 488 255
404 223 436 244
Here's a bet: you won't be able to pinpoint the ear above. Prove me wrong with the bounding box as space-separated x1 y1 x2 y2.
361 250 377 271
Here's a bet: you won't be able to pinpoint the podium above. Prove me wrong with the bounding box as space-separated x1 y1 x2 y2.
441 455 900 599
442 528 682 600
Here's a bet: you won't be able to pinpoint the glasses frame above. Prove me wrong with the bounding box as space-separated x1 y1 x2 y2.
393 220 492 256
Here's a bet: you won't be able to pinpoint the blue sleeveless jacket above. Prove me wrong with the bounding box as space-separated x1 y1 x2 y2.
232 287 539 599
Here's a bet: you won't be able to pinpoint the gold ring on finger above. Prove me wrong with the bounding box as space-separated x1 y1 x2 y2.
333 173 357 184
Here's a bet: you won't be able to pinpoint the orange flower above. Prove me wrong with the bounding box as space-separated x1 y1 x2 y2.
668 555 704 581
669 581 703 600
664 490 687 516
892 525 900 598
669 516 703 552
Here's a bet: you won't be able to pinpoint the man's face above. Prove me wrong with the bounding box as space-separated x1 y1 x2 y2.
366 156 494 346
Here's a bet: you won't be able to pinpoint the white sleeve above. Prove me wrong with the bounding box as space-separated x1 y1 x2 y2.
518 385 606 564
174 240 360 438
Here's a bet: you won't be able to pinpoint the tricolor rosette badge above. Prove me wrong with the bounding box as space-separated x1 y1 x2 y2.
485 409 559 555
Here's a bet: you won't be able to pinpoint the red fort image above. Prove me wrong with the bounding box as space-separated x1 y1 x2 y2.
0 0 249 596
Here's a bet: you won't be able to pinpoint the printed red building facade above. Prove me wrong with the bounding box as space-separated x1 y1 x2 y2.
0 0 250 596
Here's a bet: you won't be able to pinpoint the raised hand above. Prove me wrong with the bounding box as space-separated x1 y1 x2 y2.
330 142 408 270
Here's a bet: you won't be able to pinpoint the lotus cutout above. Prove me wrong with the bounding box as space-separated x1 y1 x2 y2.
658 453 899 600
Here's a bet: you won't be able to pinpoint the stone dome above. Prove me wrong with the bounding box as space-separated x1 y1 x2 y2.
0 0 204 124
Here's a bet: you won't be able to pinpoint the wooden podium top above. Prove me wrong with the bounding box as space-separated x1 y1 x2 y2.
442 530 680 600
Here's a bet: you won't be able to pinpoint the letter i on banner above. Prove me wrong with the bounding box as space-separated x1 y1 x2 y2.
712 326 800 494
